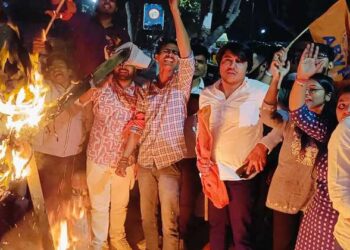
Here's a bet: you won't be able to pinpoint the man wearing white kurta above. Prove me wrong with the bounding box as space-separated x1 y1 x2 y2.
199 42 270 250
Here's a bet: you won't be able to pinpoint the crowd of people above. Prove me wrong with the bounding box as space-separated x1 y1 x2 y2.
1 0 350 250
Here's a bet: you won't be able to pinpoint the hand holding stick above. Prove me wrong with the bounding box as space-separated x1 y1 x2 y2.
44 0 66 36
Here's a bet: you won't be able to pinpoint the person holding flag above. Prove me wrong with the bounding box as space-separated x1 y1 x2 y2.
308 0 350 82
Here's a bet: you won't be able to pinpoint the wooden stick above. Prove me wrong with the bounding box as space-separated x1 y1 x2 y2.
286 27 310 50
27 152 55 250
44 0 66 36
204 195 208 221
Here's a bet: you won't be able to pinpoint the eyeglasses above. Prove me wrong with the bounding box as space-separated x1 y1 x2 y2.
160 49 179 56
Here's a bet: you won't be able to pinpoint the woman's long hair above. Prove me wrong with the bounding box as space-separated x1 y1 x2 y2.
295 73 337 160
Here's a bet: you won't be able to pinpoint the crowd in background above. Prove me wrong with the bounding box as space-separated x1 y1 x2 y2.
0 0 350 250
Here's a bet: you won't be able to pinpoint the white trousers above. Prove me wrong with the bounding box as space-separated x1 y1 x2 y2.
86 160 134 249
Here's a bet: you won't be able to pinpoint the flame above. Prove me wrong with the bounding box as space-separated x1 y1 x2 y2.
0 82 47 138
48 198 90 250
71 195 86 220
0 141 10 189
79 208 85 219
57 220 69 250
0 140 7 161
11 148 30 179
0 68 47 191
0 45 47 137
0 140 32 192
0 41 10 73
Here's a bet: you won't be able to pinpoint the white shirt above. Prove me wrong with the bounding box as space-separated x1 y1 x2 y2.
328 116 350 250
199 77 268 181
191 77 205 94
33 82 87 157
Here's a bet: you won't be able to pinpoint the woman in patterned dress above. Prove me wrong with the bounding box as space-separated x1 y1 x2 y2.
289 43 338 250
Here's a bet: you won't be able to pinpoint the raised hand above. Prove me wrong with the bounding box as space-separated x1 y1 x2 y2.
269 48 290 80
297 43 323 80
269 60 280 79
275 48 288 65
168 0 180 10
279 60 290 79
32 29 47 54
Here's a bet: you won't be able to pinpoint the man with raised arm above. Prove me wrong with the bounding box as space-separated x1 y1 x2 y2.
117 0 195 249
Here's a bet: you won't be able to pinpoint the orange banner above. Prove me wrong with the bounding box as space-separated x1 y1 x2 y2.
309 0 350 81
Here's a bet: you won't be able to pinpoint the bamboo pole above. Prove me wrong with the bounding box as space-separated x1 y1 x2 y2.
286 26 310 50
204 195 208 221
45 0 66 36
27 152 55 250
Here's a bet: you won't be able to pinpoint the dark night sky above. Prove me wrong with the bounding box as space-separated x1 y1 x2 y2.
227 0 339 42
1 0 347 45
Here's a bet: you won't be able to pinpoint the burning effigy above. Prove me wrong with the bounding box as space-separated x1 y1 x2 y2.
0 10 134 247
0 19 46 199
0 18 91 249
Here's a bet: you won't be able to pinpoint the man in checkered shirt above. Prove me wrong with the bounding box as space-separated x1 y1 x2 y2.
118 0 194 249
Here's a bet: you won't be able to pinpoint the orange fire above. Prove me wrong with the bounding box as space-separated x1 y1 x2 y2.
0 77 47 138
56 220 69 250
11 146 31 179
0 69 47 190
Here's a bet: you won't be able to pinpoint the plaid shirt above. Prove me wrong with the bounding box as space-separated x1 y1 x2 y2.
87 82 140 167
137 55 195 169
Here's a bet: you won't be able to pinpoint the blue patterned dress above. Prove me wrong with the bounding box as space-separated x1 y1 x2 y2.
291 105 339 250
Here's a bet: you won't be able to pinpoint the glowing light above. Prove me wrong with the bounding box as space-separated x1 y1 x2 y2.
11 148 30 180
0 140 7 160
0 67 47 191
57 221 69 250
0 83 47 137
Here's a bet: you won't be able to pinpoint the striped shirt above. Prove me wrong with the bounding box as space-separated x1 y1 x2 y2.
137 55 195 169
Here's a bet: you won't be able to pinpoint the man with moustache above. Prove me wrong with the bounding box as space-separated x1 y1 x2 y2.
199 42 269 250
78 43 149 250
118 1 195 249
190 44 210 94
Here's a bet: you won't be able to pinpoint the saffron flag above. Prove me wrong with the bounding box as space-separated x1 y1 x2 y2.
309 0 350 81
196 105 229 209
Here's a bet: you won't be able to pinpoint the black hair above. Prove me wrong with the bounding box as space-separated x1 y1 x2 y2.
337 84 350 101
316 43 335 62
155 39 178 55
192 44 210 61
295 73 337 162
312 74 337 132
247 41 280 65
95 0 130 30
278 73 296 110
289 41 335 67
216 42 253 72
